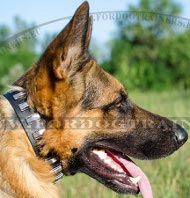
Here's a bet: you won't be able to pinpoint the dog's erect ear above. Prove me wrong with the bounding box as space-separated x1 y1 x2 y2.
39 1 93 79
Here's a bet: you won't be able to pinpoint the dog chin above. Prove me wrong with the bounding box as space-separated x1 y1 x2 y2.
67 146 153 198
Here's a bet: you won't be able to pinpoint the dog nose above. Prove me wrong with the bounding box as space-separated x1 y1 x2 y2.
175 125 188 147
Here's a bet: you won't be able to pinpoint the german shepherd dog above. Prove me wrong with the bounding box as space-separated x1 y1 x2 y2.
0 2 188 198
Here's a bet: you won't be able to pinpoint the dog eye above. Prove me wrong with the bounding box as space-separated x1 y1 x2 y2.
113 96 130 113
115 102 122 108
114 99 123 109
108 98 124 110
102 98 122 111
102 93 128 112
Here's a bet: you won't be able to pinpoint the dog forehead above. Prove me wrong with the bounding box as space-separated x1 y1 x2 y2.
82 66 125 109
101 73 125 102
88 63 124 90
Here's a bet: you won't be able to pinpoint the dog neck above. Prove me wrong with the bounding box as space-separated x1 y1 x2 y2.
3 89 63 183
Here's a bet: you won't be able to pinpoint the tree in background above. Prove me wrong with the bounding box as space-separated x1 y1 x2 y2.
0 16 38 92
1 0 190 93
102 0 190 91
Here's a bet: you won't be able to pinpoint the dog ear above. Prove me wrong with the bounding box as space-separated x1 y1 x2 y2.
39 1 93 79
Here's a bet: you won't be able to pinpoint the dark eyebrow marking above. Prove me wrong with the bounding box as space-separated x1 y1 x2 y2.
102 90 127 111
102 97 122 111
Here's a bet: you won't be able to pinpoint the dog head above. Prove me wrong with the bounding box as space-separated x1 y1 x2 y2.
14 1 188 197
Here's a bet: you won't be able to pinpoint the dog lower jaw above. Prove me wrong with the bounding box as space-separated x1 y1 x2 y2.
74 147 153 197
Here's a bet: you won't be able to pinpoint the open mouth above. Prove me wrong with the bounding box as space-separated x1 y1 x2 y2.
80 147 153 198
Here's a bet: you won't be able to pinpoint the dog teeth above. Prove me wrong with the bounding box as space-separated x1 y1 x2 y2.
92 149 125 173
107 160 124 173
92 149 107 160
118 168 124 173
104 158 112 165
129 176 141 184
111 164 117 170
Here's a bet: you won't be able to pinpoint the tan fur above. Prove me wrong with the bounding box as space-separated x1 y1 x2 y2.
0 97 59 197
0 2 94 196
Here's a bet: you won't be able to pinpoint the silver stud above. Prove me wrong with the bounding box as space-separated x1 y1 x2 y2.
45 157 57 165
54 172 64 182
33 129 45 140
50 164 62 174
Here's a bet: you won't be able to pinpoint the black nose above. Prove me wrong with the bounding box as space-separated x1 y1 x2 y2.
175 125 188 147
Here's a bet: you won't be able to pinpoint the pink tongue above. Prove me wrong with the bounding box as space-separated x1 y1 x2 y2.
116 156 153 198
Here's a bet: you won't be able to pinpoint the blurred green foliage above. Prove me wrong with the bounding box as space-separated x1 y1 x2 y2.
0 17 39 92
102 0 190 91
0 0 190 93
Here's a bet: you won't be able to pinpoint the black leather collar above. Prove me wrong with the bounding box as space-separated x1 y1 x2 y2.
4 89 63 182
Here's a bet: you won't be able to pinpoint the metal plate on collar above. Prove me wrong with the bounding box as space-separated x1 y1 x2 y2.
13 91 27 100
26 113 40 125
3 90 64 183
18 102 29 111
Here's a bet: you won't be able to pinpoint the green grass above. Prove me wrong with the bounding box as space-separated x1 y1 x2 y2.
57 90 190 198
